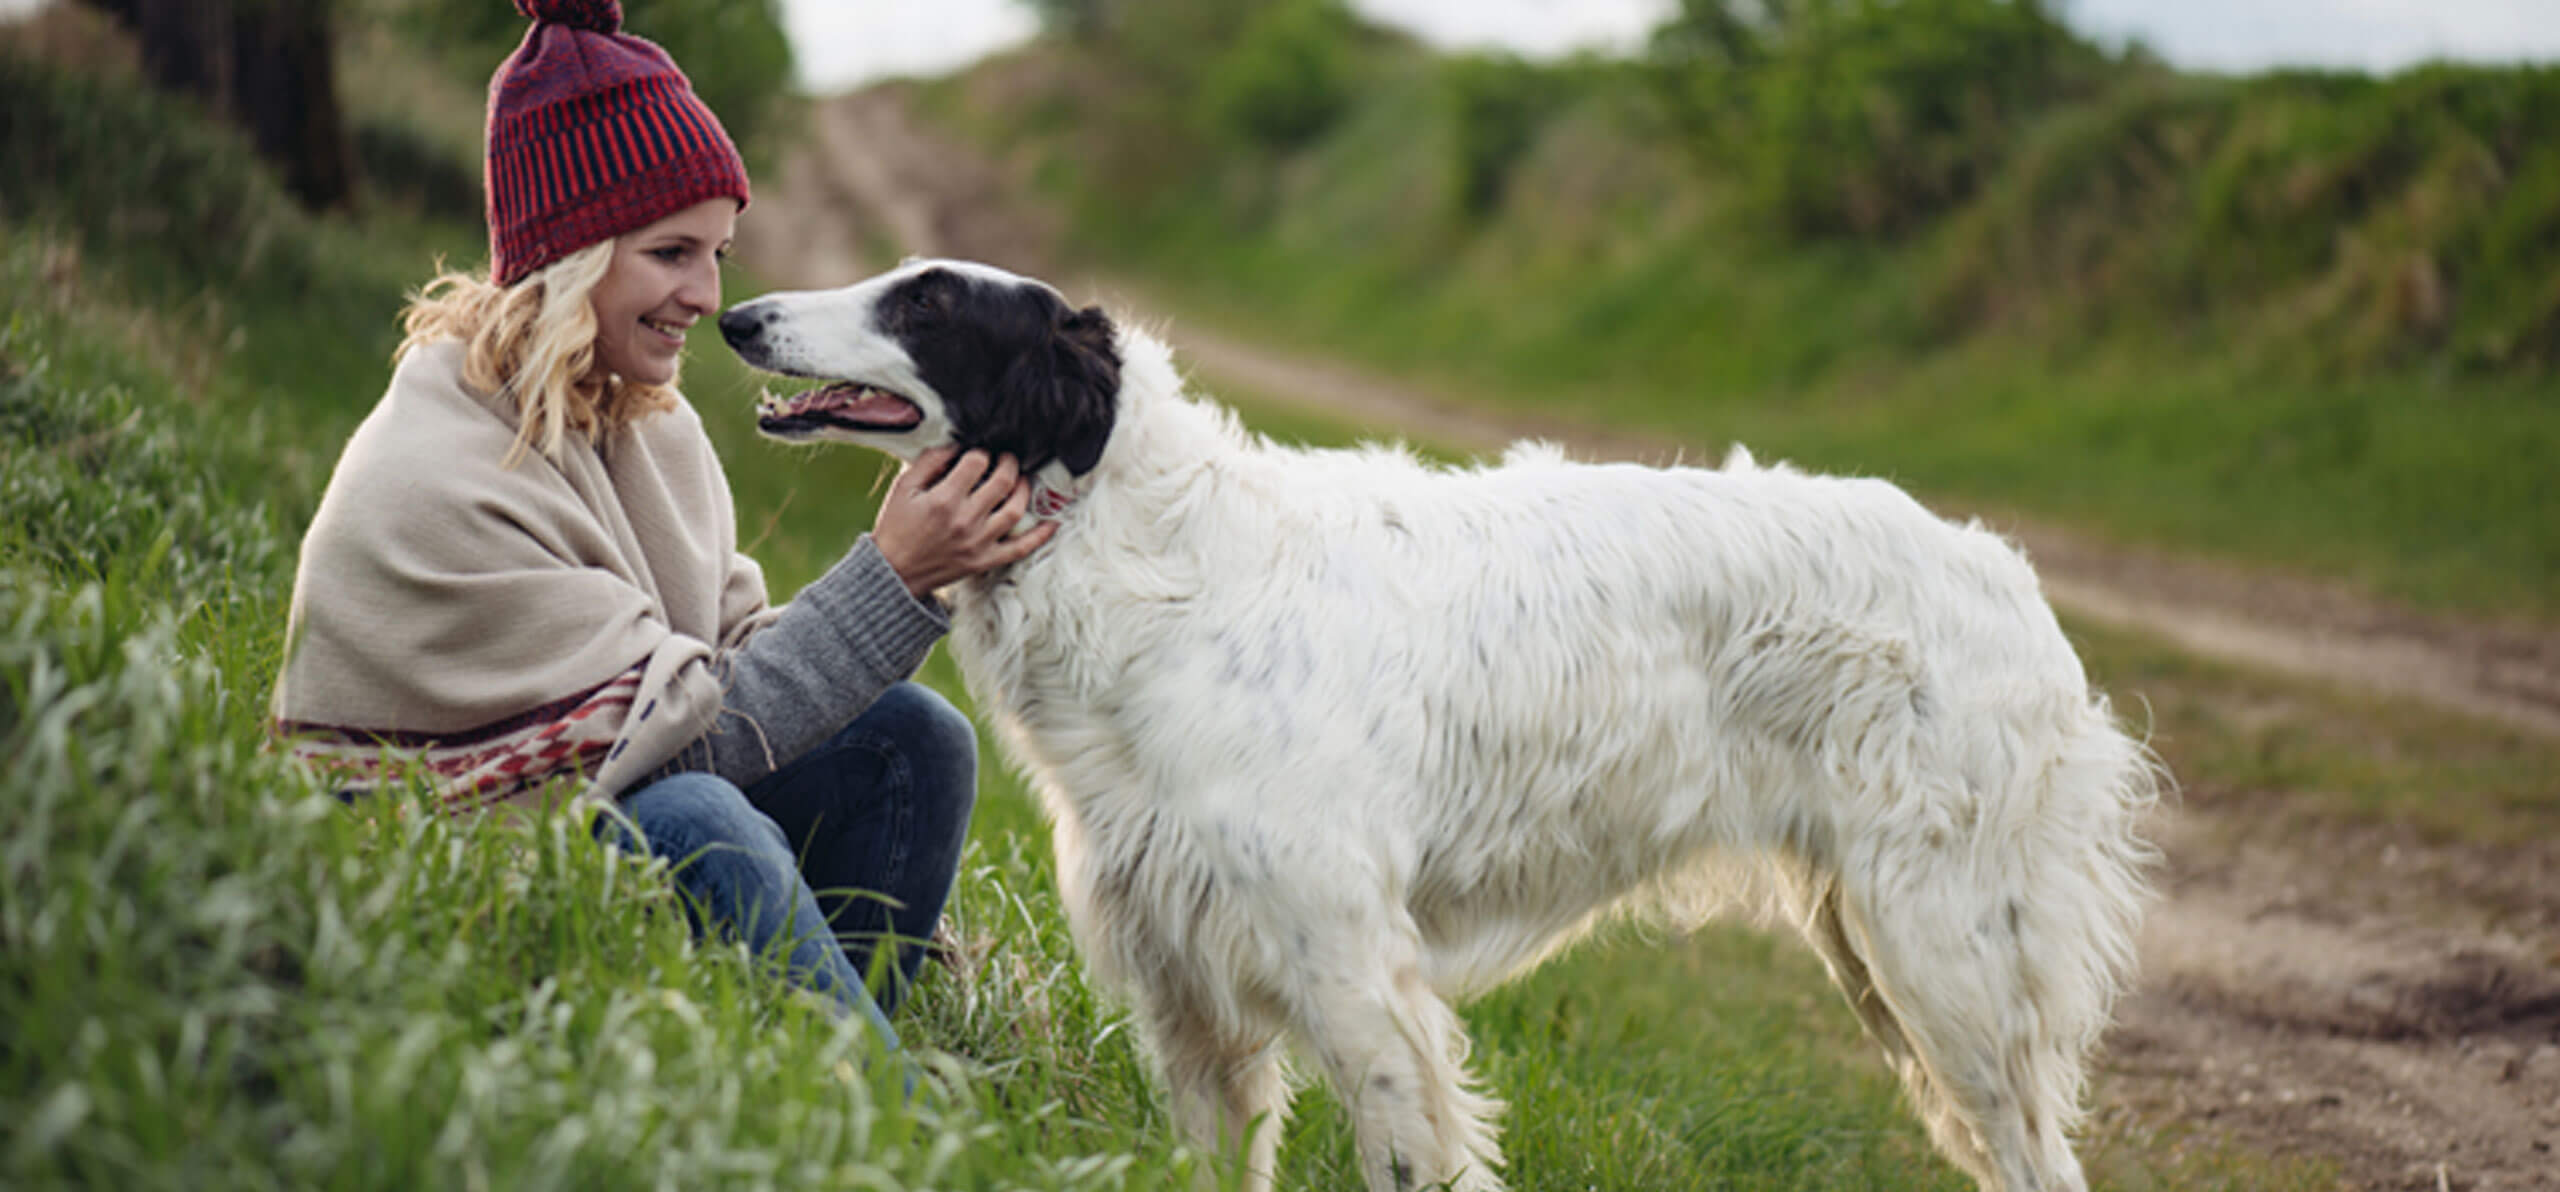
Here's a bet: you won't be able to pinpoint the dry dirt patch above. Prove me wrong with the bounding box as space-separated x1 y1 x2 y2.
2112 794 2560 1190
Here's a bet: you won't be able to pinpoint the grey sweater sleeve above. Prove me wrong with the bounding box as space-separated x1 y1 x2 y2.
651 535 948 789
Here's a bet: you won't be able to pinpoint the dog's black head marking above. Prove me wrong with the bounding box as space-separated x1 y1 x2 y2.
884 265 1122 475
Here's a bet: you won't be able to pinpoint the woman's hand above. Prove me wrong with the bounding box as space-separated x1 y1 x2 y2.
872 447 1058 598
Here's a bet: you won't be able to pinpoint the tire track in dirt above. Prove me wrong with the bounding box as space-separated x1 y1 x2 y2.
735 85 2560 1190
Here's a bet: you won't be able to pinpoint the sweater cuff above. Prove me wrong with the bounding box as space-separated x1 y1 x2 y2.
800 535 948 678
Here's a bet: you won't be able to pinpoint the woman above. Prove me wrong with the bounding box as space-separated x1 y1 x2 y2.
271 0 1050 1047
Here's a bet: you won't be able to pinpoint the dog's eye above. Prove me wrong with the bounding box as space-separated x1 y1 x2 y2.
906 289 938 314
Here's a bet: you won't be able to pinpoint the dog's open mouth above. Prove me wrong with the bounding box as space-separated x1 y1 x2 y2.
755 383 923 437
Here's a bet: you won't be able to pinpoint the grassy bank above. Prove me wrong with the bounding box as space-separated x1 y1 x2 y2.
923 13 2560 624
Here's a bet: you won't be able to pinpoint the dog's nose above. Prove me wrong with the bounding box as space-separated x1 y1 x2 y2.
718 305 771 349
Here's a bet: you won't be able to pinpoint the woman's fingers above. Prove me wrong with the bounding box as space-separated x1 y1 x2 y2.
875 448 1054 596
929 449 993 507
991 505 1058 564
896 445 961 498
965 453 1023 522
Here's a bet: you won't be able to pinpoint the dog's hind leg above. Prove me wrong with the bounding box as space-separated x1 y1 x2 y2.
1775 859 1991 1181
1795 873 1921 1081
1832 848 2065 1191
1284 934 1506 1192
1833 764 2153 1190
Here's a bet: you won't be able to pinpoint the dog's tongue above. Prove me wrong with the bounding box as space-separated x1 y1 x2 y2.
777 383 921 428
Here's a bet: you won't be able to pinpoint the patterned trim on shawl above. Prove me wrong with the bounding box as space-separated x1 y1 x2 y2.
277 666 644 813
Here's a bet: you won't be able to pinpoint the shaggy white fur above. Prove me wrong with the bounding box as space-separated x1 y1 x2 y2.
725 260 2164 1192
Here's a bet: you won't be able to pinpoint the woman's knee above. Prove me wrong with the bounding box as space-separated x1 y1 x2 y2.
869 682 979 806
610 770 788 859
876 683 976 761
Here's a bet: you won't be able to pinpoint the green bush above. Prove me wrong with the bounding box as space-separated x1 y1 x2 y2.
1201 0 1359 152
2190 67 2560 367
1021 0 1110 41
1649 0 2114 238
1442 53 1582 218
0 53 437 410
1930 66 2560 369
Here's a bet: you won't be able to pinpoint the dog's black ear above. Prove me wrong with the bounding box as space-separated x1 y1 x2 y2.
990 303 1120 475
1053 306 1120 473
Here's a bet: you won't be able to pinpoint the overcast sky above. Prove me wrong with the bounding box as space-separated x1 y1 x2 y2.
0 0 2547 90
779 0 2560 92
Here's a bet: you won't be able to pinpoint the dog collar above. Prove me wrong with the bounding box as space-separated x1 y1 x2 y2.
1031 484 1077 520
1028 462 1090 523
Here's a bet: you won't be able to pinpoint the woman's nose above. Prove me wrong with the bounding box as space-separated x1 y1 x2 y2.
679 260 721 312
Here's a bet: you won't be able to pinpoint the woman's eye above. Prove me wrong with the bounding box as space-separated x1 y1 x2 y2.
652 246 688 264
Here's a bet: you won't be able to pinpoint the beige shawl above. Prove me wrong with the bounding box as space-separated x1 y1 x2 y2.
273 339 777 808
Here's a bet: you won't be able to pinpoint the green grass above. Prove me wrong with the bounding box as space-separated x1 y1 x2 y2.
2067 617 2560 845
0 569 1202 1192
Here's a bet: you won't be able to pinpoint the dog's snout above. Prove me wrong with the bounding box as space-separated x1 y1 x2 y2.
718 305 773 349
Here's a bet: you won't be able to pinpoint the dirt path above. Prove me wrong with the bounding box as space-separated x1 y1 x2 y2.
736 86 2560 1190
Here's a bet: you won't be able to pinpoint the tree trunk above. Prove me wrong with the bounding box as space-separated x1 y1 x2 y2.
76 0 354 212
79 0 230 108
231 0 352 210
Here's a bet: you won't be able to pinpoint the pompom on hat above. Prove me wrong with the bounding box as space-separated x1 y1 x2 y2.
484 0 750 285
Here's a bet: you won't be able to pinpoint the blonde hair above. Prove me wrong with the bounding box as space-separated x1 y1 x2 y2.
396 239 679 467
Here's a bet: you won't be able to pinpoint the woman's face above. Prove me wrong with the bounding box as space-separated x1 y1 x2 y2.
589 198 739 386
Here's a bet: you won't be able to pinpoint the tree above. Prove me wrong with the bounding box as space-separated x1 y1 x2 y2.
77 0 354 211
1021 0 1108 41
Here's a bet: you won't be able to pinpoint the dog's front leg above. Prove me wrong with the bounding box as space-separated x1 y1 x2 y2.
1287 938 1507 1192
1151 999 1289 1192
1115 935 1292 1192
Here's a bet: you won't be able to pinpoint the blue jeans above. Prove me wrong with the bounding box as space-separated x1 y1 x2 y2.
601 682 979 1045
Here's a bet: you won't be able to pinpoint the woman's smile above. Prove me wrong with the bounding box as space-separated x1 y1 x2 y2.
642 315 690 348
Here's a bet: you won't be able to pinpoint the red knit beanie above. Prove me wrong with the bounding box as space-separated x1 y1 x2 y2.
484 0 752 286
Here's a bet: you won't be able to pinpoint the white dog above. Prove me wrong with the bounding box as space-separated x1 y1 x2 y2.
720 260 2161 1192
